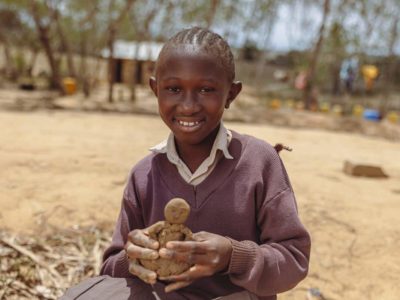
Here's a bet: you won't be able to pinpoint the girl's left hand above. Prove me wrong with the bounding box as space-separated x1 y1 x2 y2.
158 231 232 293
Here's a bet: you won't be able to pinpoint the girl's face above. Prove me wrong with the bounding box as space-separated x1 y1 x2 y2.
150 46 242 150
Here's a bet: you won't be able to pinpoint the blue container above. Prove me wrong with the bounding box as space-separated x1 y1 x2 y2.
363 109 381 121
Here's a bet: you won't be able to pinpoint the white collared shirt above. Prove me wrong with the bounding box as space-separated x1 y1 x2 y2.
150 123 233 185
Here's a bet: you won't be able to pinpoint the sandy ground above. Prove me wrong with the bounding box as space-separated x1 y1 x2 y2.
1 109 400 300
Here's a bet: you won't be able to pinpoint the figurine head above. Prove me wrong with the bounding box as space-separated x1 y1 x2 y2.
164 198 190 224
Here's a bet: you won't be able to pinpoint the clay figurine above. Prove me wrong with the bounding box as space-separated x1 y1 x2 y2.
139 198 193 277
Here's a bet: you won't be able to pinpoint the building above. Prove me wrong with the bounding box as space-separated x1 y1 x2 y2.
102 40 163 85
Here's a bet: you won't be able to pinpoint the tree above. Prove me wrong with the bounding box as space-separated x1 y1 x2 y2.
125 0 162 101
303 0 330 109
53 6 76 78
29 0 63 91
0 8 22 78
64 0 103 97
104 0 136 103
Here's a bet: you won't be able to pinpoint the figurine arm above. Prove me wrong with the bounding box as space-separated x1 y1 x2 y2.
181 226 193 241
146 221 165 235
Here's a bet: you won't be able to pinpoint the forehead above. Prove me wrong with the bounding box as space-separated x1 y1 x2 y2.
167 201 188 212
169 201 185 208
156 45 228 81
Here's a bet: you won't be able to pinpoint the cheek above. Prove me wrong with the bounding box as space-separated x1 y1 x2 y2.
203 100 225 117
158 98 174 115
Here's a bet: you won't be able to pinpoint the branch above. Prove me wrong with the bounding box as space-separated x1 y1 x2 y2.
0 236 64 288
79 4 100 27
110 0 136 31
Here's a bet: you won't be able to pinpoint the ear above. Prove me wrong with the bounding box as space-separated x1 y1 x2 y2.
225 81 242 109
149 76 158 97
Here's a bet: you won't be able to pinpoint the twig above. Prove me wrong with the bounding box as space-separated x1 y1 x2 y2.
92 238 101 275
0 236 64 289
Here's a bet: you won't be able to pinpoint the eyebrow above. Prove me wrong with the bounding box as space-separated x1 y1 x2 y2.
161 77 180 81
161 77 218 83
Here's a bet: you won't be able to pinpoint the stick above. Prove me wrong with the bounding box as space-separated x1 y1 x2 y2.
0 236 64 288
92 238 101 275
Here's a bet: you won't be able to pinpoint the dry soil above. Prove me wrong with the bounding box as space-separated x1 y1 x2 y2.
1 109 399 300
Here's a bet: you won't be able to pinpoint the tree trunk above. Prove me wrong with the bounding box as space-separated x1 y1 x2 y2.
107 28 116 103
129 3 160 102
303 0 330 109
106 0 136 103
1 39 16 79
206 0 219 28
54 9 76 78
27 48 39 77
30 2 62 92
387 15 399 83
79 32 90 98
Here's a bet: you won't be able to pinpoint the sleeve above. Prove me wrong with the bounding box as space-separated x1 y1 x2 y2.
227 149 311 296
100 171 145 278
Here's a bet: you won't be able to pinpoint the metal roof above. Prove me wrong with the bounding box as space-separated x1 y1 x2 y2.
102 40 163 61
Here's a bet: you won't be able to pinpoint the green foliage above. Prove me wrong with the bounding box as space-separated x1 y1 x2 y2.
0 0 399 90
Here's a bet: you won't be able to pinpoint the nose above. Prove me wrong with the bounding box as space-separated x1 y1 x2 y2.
179 91 200 115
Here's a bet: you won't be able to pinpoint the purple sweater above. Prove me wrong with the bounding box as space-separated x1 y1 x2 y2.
101 131 311 299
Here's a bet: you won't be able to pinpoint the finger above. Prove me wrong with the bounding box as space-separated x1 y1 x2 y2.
166 241 207 254
128 230 159 249
192 231 209 241
160 265 212 282
159 248 212 265
128 259 157 285
159 248 191 262
126 243 159 260
165 280 192 293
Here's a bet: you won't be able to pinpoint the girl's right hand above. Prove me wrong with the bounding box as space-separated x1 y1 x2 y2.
125 227 160 284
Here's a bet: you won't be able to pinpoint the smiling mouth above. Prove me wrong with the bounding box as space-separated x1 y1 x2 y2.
177 120 200 127
174 119 204 131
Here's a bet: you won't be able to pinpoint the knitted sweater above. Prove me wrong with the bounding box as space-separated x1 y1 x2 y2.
100 131 311 300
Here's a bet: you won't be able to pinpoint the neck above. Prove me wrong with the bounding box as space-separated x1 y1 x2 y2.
175 124 220 173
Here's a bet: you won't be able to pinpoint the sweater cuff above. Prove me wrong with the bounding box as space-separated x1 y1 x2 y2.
113 249 131 278
226 238 256 275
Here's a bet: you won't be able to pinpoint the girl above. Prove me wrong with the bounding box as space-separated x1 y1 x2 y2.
100 27 311 300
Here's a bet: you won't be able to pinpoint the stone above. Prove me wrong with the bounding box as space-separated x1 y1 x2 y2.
343 160 388 178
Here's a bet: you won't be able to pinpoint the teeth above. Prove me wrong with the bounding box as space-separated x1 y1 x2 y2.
178 120 200 127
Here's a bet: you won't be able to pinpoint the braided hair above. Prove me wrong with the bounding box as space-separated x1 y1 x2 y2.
157 27 235 82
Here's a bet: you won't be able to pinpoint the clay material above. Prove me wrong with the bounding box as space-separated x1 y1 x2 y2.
139 198 193 277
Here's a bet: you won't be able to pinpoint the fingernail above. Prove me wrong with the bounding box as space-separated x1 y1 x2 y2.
151 275 157 282
159 248 171 258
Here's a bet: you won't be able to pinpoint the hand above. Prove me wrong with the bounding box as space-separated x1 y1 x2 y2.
158 231 232 293
125 223 163 285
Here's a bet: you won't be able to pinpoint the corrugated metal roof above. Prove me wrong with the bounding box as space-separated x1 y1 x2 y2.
102 40 163 61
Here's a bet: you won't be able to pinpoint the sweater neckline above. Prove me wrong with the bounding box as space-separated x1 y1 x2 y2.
155 131 247 210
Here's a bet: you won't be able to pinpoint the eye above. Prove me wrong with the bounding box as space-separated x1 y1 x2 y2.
166 86 181 93
200 87 215 93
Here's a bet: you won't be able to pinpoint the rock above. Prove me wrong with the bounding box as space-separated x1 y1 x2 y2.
343 160 388 178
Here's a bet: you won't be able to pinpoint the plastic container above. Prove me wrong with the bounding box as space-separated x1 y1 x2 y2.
332 104 343 116
363 109 381 122
352 104 364 117
319 102 330 113
62 77 77 95
269 99 281 109
386 111 399 124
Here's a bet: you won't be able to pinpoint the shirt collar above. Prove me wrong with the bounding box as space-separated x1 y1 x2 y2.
149 122 233 160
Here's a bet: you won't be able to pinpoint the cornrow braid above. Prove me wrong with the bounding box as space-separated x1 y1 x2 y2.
158 27 235 82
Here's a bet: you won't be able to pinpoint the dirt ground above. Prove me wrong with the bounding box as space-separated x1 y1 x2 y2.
1 100 400 299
